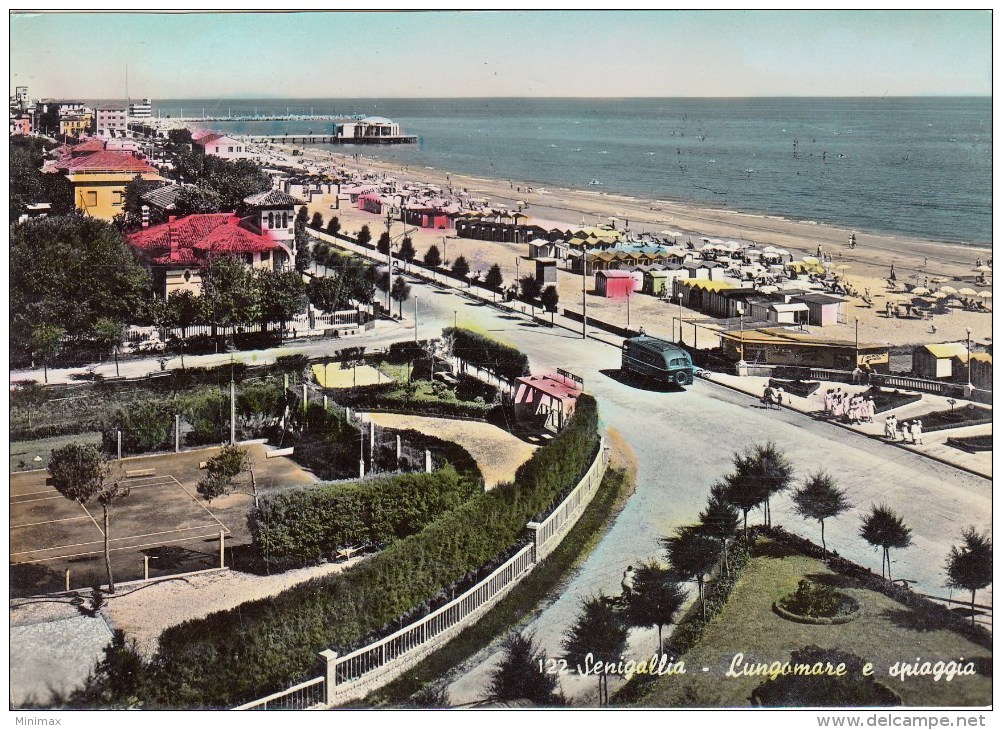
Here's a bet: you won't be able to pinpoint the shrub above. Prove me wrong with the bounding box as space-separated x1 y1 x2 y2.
101 398 175 454
129 396 599 708
250 464 480 569
750 646 901 707
779 579 842 618
444 327 530 382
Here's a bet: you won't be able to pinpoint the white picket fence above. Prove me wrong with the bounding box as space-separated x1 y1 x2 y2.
234 436 608 710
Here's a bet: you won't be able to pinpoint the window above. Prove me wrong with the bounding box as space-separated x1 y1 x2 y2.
261 250 270 261
282 212 288 228
267 212 275 228
228 146 233 153
85 191 97 207
113 191 124 206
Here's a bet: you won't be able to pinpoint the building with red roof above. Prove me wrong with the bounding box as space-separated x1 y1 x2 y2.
42 137 161 221
513 370 584 432
192 130 251 160
128 213 286 296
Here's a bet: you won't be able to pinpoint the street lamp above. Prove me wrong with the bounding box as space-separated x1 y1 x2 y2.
454 310 458 330
582 248 588 340
966 327 972 388
413 296 418 342
854 317 860 370
736 304 746 365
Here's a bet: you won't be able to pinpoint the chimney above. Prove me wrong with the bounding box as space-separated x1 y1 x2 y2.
141 204 150 228
168 224 177 258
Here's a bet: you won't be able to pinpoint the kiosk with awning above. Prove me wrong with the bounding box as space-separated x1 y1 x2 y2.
514 370 583 432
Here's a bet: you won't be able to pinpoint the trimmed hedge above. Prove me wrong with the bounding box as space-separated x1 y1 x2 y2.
250 465 480 570
135 394 599 708
443 327 530 382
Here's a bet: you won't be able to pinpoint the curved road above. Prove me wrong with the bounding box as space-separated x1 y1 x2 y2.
403 277 991 706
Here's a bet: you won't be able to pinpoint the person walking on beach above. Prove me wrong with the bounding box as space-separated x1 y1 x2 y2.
912 420 923 445
884 416 895 440
900 420 912 444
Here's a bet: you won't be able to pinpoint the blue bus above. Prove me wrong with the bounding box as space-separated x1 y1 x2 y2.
621 336 695 387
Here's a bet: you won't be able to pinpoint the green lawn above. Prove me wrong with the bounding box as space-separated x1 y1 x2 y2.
10 431 103 472
626 539 991 708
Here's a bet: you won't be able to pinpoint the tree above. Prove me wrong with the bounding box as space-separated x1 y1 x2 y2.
541 285 560 323
295 239 312 272
452 255 471 284
310 211 324 229
624 561 687 654
945 527 992 626
255 269 307 340
485 263 504 300
390 275 412 318
723 441 794 539
296 205 309 227
750 646 900 707
357 224 372 248
859 504 912 583
11 217 151 367
374 270 392 298
49 443 130 592
424 244 442 268
93 318 126 377
197 444 255 505
10 136 75 218
699 482 740 576
562 596 628 706
377 231 391 256
164 290 207 369
326 216 341 236
398 236 416 271
662 525 718 622
70 629 148 709
485 631 563 707
31 323 65 383
167 127 193 148
791 471 851 557
200 255 258 340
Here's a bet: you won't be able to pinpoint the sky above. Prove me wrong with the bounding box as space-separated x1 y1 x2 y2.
9 10 993 99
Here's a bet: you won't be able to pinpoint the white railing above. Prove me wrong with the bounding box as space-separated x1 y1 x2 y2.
234 436 607 710
232 676 325 711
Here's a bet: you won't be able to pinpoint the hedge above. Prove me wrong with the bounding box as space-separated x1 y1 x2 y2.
250 465 480 570
443 327 530 383
135 394 599 708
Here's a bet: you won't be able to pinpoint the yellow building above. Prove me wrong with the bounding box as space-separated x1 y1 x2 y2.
59 112 93 138
58 150 161 221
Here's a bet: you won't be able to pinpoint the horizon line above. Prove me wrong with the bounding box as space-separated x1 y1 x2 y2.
47 94 993 101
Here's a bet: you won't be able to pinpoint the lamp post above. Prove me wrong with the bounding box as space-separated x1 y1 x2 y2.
737 304 746 364
413 296 418 342
966 327 972 389
582 248 588 340
854 317 860 369
454 310 458 330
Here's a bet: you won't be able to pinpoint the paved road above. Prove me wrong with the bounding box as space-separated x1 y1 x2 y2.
12 273 991 706
396 277 992 706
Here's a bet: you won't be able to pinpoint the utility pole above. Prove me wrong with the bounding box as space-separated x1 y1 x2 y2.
229 356 236 446
413 296 418 342
582 248 588 340
385 209 393 312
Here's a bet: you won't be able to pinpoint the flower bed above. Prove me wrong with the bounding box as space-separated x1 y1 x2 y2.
946 434 993 453
773 579 860 625
913 403 993 432
860 386 924 414
768 378 820 398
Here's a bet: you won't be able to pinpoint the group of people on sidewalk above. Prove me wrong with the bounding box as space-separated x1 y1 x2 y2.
883 415 924 445
762 384 785 410
823 388 875 424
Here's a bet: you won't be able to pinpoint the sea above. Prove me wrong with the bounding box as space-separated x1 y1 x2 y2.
150 97 992 247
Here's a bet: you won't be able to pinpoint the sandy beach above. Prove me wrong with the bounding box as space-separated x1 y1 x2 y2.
175 123 993 351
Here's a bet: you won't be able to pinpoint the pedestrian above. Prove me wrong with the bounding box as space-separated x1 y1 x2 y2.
763 384 775 409
900 420 912 444
621 565 635 599
912 420 923 445
884 416 895 440
775 386 784 408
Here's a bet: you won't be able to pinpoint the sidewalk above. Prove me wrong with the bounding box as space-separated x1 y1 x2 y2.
702 372 992 479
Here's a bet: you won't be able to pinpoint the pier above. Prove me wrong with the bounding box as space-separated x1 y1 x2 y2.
244 134 417 145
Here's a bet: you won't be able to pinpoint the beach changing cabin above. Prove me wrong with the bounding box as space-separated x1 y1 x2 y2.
595 269 635 299
513 371 583 432
912 343 972 380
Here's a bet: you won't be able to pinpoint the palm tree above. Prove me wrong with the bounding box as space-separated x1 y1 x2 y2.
859 504 912 583
662 525 718 622
562 595 628 706
945 526 992 626
791 471 851 557
624 561 687 654
699 481 740 576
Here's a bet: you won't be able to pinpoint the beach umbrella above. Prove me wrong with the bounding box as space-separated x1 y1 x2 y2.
835 264 851 271
910 286 931 296
931 276 951 283
978 290 992 298
938 285 958 295
802 256 820 265
930 291 948 299
975 265 992 273
957 288 978 297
